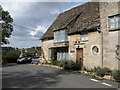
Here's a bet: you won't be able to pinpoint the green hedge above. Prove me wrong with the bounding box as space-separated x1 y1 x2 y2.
59 60 80 71
51 60 61 66
2 50 20 63
112 70 120 81
50 60 80 71
94 67 112 77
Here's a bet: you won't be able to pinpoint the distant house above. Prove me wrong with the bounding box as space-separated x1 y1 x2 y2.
19 47 41 57
41 2 120 70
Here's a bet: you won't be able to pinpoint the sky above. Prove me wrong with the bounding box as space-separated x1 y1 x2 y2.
0 1 90 48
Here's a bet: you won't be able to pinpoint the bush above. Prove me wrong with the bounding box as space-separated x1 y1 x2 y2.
94 67 112 77
82 66 94 72
2 51 8 64
51 60 61 66
5 50 20 63
112 70 120 81
58 60 67 67
44 60 51 65
59 60 80 71
25 52 33 57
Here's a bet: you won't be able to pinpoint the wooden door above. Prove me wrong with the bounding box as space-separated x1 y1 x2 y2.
76 48 83 68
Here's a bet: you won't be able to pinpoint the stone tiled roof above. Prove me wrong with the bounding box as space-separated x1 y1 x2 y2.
41 2 100 40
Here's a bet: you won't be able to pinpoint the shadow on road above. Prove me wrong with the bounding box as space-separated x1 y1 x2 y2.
2 65 69 88
2 63 29 68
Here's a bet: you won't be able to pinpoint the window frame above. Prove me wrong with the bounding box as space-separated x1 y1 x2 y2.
92 46 99 55
54 29 68 43
80 32 88 41
57 47 68 60
109 14 120 30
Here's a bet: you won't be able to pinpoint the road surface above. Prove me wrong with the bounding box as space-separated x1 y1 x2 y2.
2 63 120 89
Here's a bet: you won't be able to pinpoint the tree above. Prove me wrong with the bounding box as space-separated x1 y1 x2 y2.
25 52 33 57
5 50 20 63
0 6 13 45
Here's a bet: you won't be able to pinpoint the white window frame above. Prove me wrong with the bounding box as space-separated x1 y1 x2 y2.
109 15 120 30
54 29 67 43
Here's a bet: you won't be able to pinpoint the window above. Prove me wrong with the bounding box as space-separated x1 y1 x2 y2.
109 17 115 29
57 47 68 60
54 30 67 43
92 46 99 55
116 15 120 28
80 32 88 41
109 15 120 29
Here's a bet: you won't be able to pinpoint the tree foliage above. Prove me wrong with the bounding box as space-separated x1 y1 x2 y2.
0 8 13 44
3 50 20 63
25 52 33 57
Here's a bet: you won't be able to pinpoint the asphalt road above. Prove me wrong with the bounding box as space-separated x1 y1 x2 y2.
2 63 120 89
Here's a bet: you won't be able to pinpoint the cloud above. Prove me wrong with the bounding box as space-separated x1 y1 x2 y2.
1 2 86 48
1 0 92 2
50 9 61 14
29 25 46 36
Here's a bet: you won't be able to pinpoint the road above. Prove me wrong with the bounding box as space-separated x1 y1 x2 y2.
2 63 120 89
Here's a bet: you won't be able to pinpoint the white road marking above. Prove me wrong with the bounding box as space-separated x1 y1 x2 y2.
90 79 99 82
102 82 112 87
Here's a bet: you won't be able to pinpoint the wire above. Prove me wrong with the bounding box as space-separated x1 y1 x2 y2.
12 23 44 34
13 25 42 40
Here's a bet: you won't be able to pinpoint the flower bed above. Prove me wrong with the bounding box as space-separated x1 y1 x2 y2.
36 60 119 82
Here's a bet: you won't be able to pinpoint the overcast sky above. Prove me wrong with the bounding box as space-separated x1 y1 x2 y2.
0 1 90 48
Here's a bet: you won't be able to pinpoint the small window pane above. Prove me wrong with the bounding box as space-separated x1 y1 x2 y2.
116 16 120 28
84 34 88 40
110 17 115 29
81 35 84 41
58 31 60 42
92 46 99 55
54 30 67 43
63 30 65 41
54 32 57 42
81 33 88 41
61 30 64 42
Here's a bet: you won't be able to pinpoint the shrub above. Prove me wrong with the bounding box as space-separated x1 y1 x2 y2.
90 74 97 79
59 60 80 71
93 66 101 72
25 52 33 57
82 66 94 72
2 51 8 64
58 60 67 67
112 70 120 81
94 67 112 77
5 50 20 63
44 60 51 64
51 60 61 66
82 66 88 71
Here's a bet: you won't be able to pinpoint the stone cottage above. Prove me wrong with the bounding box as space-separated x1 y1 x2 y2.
41 2 120 70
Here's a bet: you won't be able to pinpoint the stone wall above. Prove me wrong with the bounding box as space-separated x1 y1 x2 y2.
41 40 54 61
83 32 102 68
100 2 120 70
68 34 80 62
68 32 102 68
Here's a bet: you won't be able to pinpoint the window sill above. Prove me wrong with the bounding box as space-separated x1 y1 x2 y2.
53 41 69 44
81 40 88 42
109 28 120 31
